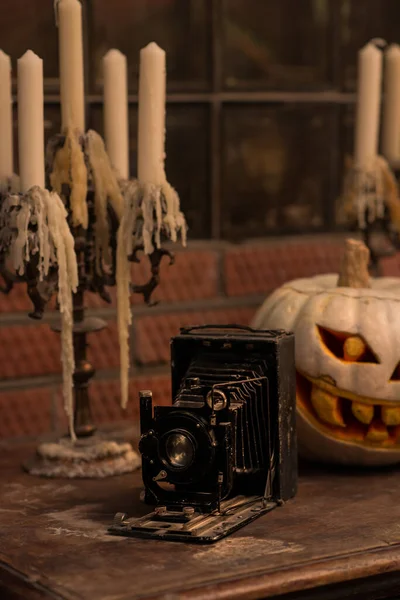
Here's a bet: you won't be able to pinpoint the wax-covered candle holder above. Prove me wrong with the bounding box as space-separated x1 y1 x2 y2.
339 155 400 276
0 128 186 478
117 177 187 409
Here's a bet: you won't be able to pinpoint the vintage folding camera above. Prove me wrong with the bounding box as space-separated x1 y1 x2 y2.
110 325 297 543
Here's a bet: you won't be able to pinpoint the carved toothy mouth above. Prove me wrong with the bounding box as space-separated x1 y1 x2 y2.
297 372 400 447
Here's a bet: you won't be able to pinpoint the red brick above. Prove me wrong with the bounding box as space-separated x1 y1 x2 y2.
54 373 172 434
0 325 61 379
382 254 400 277
90 374 171 424
0 249 219 314
88 322 120 371
134 307 257 365
86 248 219 309
0 284 31 313
0 321 120 380
0 374 172 440
0 306 256 380
224 240 344 297
0 281 57 313
0 387 53 439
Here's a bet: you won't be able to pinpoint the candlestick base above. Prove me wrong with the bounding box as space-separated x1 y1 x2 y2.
23 429 140 478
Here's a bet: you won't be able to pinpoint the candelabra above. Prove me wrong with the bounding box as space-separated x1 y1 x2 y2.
340 157 400 276
0 130 185 478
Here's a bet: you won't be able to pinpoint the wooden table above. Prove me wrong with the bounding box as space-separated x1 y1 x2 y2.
1 441 400 600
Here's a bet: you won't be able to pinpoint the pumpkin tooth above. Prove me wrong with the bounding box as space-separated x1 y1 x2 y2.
351 401 374 425
381 406 400 426
366 421 389 443
343 336 367 362
311 385 345 427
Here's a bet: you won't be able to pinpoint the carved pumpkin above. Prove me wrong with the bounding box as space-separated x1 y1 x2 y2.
252 239 400 466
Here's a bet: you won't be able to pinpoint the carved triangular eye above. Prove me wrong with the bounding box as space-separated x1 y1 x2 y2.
389 363 400 381
316 326 380 364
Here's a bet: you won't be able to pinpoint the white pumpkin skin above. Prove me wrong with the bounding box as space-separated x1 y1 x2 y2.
252 274 400 466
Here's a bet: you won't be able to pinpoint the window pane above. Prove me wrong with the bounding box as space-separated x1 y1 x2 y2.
336 103 355 225
222 0 332 90
165 106 211 238
90 0 211 92
0 0 58 81
221 104 336 240
340 104 354 165
89 104 210 238
340 0 400 91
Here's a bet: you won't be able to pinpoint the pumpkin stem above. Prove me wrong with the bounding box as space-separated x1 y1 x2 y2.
337 238 371 288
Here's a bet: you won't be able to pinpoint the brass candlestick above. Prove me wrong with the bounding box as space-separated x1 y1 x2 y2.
0 130 185 477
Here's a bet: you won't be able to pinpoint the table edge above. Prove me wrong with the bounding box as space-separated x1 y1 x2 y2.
2 540 400 600
142 543 400 600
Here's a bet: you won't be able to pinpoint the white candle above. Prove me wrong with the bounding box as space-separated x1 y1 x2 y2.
17 51 44 192
103 49 129 180
382 44 400 163
0 50 13 179
137 42 166 184
354 42 383 168
57 0 85 132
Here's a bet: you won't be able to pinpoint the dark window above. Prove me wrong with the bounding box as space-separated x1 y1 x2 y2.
0 0 59 83
222 104 336 239
90 0 212 92
89 103 210 238
5 0 400 240
222 0 333 90
339 0 400 91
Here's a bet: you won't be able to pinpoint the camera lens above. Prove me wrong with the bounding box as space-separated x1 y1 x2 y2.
165 432 194 469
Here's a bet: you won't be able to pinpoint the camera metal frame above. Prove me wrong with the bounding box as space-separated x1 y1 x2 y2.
109 325 297 544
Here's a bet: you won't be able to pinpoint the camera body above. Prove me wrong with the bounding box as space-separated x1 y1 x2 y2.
139 325 297 513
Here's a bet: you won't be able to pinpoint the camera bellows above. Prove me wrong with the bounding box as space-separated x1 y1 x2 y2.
179 355 270 474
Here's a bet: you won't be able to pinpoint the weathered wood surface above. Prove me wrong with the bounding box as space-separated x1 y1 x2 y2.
1 440 400 600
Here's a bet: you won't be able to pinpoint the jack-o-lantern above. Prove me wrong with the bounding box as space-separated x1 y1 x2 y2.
252 239 400 466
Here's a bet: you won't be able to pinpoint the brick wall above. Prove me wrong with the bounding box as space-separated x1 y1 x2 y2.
2 233 399 440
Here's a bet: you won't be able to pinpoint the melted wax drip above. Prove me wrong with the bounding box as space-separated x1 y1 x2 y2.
117 179 187 409
0 187 78 440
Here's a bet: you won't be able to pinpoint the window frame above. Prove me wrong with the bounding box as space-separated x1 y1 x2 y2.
39 0 357 240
